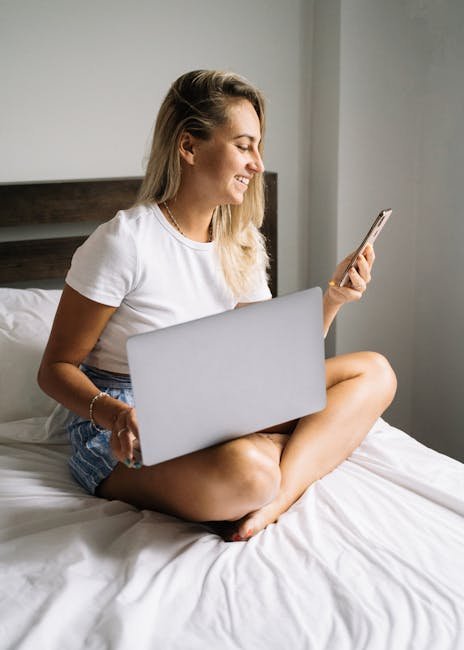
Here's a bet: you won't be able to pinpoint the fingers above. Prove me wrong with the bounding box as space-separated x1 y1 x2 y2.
111 407 142 469
363 243 375 268
326 280 363 304
327 263 366 301
348 267 366 294
328 244 376 304
355 254 371 284
350 243 375 291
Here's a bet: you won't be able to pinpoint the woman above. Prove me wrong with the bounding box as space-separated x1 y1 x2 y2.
38 70 397 542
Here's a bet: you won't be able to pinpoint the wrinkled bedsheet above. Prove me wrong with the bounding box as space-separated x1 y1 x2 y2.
0 417 463 650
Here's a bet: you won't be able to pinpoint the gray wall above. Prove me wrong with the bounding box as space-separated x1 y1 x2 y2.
0 0 311 297
307 0 340 358
336 1 424 434
410 1 464 459
309 0 463 460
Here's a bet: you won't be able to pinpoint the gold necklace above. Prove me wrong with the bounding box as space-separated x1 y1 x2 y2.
163 201 213 243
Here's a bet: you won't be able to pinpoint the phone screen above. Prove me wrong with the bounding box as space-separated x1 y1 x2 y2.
339 209 392 287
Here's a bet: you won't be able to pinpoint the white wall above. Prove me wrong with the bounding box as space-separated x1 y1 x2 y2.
307 0 340 358
309 0 463 460
0 0 312 297
335 1 425 433
410 0 464 459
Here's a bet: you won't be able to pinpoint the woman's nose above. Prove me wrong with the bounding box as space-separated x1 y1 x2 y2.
249 149 265 174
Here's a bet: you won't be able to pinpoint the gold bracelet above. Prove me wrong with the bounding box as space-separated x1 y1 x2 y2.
89 391 108 431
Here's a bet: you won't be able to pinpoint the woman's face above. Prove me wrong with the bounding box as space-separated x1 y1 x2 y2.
185 99 264 207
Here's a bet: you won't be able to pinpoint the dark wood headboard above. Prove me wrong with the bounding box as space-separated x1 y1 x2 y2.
0 173 277 296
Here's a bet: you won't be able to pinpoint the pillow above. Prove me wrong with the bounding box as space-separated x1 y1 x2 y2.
0 288 62 422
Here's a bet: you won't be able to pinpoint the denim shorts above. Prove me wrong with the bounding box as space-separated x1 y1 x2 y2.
67 364 134 495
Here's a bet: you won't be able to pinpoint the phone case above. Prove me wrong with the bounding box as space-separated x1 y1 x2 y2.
339 209 392 287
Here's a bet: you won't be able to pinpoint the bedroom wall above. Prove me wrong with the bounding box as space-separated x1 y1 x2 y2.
308 0 419 429
409 1 464 460
306 0 340 359
334 1 423 435
0 0 313 297
308 0 463 460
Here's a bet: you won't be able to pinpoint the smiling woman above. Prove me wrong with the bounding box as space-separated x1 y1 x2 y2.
37 69 396 542
159 99 264 246
137 69 269 299
37 69 276 517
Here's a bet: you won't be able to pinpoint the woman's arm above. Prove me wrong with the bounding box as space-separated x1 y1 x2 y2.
38 283 137 463
236 246 375 336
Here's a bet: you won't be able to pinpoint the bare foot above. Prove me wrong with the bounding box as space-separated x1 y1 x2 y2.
203 494 290 542
229 433 290 540
202 433 291 542
226 434 293 542
233 492 291 541
202 496 288 542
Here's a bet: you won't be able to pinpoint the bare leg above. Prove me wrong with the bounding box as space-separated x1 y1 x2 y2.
97 351 395 541
202 433 291 539
96 430 285 523
233 351 397 539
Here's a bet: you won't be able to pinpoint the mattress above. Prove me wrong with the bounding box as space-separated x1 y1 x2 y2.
1 415 463 650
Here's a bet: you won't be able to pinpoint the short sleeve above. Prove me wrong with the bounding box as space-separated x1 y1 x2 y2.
65 212 139 307
236 261 272 303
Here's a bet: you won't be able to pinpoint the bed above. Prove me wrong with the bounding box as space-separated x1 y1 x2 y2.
0 177 463 650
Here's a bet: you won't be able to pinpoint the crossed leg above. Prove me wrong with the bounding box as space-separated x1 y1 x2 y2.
96 351 396 540
231 350 397 539
96 429 289 522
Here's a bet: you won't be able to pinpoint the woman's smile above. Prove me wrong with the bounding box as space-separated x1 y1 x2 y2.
235 175 251 188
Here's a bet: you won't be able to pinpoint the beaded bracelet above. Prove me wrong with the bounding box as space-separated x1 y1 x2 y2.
89 391 108 431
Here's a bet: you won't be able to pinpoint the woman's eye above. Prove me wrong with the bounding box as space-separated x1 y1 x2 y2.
237 145 249 151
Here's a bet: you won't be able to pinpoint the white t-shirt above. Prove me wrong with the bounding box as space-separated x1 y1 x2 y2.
66 203 272 374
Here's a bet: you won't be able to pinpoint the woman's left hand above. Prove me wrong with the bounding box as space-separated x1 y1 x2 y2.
327 244 375 305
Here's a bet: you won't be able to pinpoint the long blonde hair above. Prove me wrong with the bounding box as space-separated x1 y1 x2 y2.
136 70 270 299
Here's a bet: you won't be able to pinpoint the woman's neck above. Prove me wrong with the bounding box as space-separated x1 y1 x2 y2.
162 191 215 243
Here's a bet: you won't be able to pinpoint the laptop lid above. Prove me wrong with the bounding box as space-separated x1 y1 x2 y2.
126 286 326 466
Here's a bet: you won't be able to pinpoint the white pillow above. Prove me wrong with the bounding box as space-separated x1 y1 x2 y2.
0 288 62 422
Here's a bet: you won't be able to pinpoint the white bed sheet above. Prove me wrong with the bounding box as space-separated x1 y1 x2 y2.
0 417 463 650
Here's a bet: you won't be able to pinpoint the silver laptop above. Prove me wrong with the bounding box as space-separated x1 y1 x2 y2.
126 287 326 466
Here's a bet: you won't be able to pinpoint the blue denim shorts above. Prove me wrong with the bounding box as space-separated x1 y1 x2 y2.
67 364 134 495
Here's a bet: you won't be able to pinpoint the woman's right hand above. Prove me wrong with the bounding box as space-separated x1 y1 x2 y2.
110 406 142 469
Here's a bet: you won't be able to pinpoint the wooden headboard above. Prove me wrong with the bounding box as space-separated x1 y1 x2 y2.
0 173 277 296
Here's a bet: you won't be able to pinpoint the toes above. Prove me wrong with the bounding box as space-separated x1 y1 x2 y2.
201 518 254 542
238 527 255 540
236 517 258 539
203 508 267 542
230 528 254 542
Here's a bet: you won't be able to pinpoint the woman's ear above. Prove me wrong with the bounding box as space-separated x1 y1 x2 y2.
179 131 196 165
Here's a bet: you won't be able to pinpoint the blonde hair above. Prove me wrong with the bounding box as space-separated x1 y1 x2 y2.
136 69 270 299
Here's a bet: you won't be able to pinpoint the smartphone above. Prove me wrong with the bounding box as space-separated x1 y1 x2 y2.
338 209 393 287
